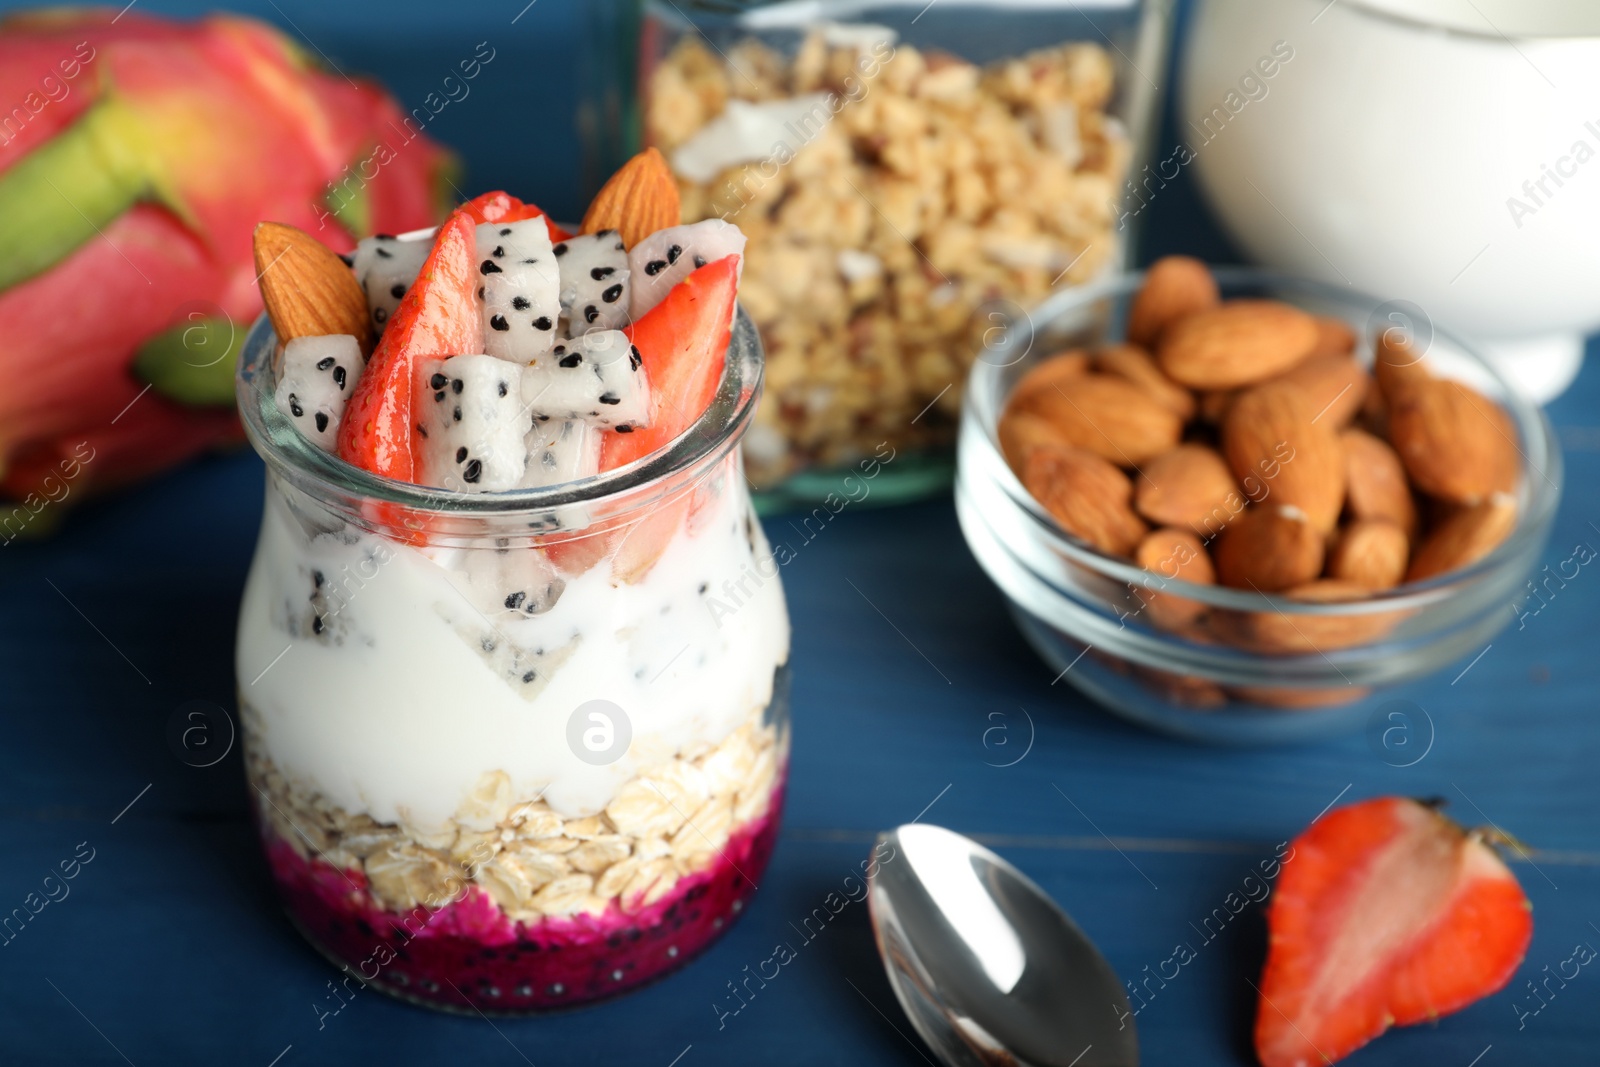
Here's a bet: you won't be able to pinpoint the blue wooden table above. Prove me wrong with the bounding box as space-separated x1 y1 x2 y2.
2 1 1597 1063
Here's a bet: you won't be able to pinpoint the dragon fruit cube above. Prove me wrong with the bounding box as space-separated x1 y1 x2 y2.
351 229 435 334
521 330 649 430
452 546 568 620
627 220 745 320
274 334 363 451
476 219 561 364
417 355 528 492
520 418 601 489
553 230 631 335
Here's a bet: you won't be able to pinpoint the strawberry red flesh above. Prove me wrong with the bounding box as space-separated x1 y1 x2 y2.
1256 796 1532 1067
601 254 738 471
457 190 569 241
336 211 481 481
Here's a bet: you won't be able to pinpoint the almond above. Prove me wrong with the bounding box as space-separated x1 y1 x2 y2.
1372 329 1430 402
998 409 1071 472
1388 378 1518 503
580 147 681 249
1222 382 1346 533
1008 349 1090 411
1216 579 1402 655
1341 428 1417 536
1136 665 1229 708
1270 353 1369 428
1310 315 1357 357
1021 445 1147 556
1092 343 1196 420
1359 377 1389 433
1406 495 1518 582
1157 299 1319 388
1134 444 1240 535
1133 526 1215 629
1010 373 1183 466
1327 519 1409 589
1212 505 1325 591
1127 255 1219 347
253 222 373 356
1225 684 1370 708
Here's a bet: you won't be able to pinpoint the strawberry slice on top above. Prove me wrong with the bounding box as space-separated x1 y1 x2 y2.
601 253 739 472
1256 796 1533 1067
337 211 482 481
543 255 739 581
459 190 570 241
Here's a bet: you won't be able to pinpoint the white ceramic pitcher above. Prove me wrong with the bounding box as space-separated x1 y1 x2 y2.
1178 0 1600 401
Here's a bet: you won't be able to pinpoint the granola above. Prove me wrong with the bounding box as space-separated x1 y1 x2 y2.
648 31 1129 486
245 704 784 924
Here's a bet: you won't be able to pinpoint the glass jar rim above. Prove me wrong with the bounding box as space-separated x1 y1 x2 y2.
236 307 763 517
962 265 1564 616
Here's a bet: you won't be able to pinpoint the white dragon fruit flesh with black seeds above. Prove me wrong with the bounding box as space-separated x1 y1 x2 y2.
520 418 601 489
476 219 560 364
351 229 434 334
521 330 650 430
274 334 363 451
627 220 745 319
553 230 631 335
438 545 569 620
273 563 353 645
416 355 528 492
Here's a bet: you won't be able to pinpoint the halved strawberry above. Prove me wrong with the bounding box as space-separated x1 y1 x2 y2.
457 190 570 241
543 256 739 581
1256 796 1533 1067
601 253 738 471
336 211 481 481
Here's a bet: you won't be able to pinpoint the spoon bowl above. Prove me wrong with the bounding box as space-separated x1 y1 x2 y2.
867 824 1138 1067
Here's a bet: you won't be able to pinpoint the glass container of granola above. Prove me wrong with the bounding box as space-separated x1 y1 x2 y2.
630 0 1172 507
233 307 789 1013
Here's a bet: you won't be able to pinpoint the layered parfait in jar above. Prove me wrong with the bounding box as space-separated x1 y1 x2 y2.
234 151 790 1012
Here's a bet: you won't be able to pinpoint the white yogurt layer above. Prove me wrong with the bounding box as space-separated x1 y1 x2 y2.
236 467 790 830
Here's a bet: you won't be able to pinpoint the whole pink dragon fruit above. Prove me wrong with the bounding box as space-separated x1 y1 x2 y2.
0 7 457 533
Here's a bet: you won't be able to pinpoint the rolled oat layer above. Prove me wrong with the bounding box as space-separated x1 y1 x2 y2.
247 702 784 924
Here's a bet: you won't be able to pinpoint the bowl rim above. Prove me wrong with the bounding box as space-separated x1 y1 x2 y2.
960 264 1563 617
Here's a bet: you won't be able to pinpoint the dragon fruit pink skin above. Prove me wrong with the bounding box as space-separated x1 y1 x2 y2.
0 9 456 519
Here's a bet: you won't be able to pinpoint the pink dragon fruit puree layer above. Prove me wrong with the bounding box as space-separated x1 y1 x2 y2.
263 784 786 1012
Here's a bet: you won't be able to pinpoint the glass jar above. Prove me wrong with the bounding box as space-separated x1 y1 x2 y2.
233 310 790 1013
622 0 1173 508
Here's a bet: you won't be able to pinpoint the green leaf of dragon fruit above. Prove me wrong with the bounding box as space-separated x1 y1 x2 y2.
0 96 155 291
132 316 244 407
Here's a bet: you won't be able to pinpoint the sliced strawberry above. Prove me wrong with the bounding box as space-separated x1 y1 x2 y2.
457 191 570 241
544 257 740 581
336 211 481 481
539 525 610 577
602 254 738 471
1256 796 1533 1067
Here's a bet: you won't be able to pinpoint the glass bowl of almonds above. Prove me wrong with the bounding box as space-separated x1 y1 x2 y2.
956 261 1562 744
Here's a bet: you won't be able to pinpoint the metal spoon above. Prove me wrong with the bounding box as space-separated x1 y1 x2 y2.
867 824 1138 1067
